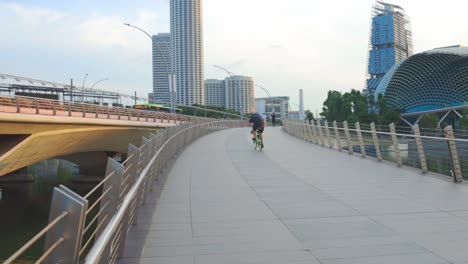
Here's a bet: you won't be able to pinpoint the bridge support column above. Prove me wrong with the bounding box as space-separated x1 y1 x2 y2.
445 126 463 182
325 121 332 148
370 122 382 161
389 123 402 167
356 122 366 158
333 121 342 152
413 124 428 173
343 121 353 155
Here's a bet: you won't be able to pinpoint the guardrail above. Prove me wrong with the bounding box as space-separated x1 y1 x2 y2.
3 119 245 264
284 119 468 182
0 95 242 123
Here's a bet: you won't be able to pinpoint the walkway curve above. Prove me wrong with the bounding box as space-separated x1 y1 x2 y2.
120 127 468 264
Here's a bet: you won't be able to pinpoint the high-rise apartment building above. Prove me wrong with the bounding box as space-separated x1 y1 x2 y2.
204 76 255 114
151 33 171 104
205 79 225 107
366 1 413 93
170 0 204 105
225 76 255 114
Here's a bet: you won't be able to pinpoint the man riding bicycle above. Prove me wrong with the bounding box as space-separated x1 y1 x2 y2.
249 112 265 148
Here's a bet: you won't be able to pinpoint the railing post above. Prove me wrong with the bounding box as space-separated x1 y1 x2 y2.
370 122 382 161
333 121 342 151
343 121 353 155
96 158 124 262
355 122 366 157
117 108 121 120
35 99 39 114
95 105 99 118
106 106 110 119
43 185 87 264
82 104 86 117
311 120 318 144
68 102 72 116
306 120 313 142
127 109 131 120
316 120 325 146
389 123 402 167
445 125 463 182
137 111 140 121
325 121 332 148
52 101 56 116
16 98 20 113
413 124 428 173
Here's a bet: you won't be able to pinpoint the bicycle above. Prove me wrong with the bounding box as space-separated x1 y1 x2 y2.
253 129 263 151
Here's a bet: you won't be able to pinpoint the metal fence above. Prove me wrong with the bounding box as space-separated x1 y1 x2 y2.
0 95 242 123
3 119 245 264
283 119 467 182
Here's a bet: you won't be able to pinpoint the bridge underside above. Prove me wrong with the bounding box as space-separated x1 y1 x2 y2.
0 113 165 177
120 127 468 264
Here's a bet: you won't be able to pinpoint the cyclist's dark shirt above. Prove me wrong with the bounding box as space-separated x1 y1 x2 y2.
249 115 263 128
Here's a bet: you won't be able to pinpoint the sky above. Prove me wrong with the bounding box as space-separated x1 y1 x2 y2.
0 0 467 112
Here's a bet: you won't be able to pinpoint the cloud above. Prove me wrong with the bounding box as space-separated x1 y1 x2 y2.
1 2 65 25
270 44 283 49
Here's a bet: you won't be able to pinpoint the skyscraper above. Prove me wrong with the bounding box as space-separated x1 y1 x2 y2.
151 33 171 104
170 0 204 105
204 76 255 114
366 1 413 93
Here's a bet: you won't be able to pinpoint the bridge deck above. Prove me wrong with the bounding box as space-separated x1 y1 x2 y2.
120 127 468 264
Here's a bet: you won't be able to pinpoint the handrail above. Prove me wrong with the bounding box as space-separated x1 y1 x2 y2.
3 211 68 264
0 94 242 122
84 120 226 263
292 120 468 142
3 119 245 264
283 119 466 182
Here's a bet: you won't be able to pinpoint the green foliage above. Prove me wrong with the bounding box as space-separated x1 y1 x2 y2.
304 110 314 122
419 114 440 129
320 90 399 125
461 115 468 129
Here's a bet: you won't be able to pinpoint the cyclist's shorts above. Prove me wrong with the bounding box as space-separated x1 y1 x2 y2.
253 126 264 134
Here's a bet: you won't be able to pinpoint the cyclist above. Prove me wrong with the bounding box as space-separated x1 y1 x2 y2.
249 112 265 148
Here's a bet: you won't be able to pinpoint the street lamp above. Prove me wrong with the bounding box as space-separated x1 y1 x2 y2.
81 73 88 102
123 23 175 113
90 78 109 90
214 65 244 120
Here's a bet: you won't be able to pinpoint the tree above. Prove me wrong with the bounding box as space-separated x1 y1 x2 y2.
376 94 400 125
419 114 439 129
304 110 314 123
461 115 468 129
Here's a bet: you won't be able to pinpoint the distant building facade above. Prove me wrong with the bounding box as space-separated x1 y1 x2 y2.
375 46 468 114
170 0 204 105
255 96 290 120
205 79 225 107
204 76 255 114
151 33 172 104
366 1 413 93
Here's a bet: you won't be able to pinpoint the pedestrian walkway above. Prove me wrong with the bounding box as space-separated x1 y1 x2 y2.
119 127 468 264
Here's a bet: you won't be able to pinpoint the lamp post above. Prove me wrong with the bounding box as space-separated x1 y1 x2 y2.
90 78 109 90
123 23 175 113
81 73 88 102
214 65 244 120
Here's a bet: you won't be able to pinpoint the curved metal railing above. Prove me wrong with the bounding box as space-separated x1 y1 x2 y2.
0 94 242 123
284 119 468 182
2 119 246 264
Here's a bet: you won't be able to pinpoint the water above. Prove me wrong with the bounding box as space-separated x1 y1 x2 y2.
0 159 97 262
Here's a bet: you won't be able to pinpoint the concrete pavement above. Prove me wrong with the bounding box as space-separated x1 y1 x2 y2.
119 127 468 264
